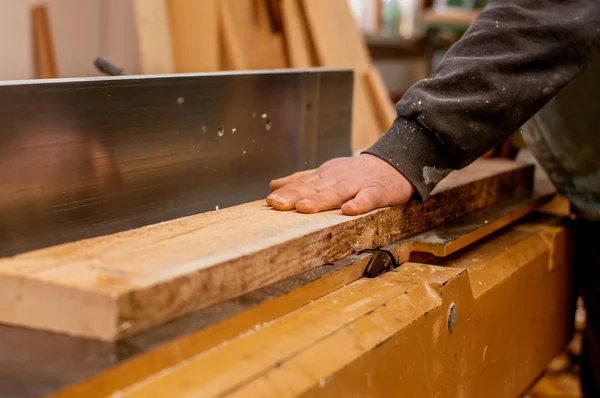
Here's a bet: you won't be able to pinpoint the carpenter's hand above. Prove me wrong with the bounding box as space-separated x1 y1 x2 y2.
266 154 414 215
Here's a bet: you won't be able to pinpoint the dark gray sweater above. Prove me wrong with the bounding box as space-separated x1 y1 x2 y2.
365 0 600 201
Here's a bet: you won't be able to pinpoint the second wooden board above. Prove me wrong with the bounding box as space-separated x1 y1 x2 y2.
0 160 533 340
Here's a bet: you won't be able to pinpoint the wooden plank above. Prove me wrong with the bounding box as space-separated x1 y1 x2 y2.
168 0 220 72
302 0 382 150
281 0 315 68
132 0 174 74
111 221 571 397
31 5 57 79
0 160 532 340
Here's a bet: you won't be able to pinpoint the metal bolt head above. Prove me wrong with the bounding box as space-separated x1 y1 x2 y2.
447 303 457 332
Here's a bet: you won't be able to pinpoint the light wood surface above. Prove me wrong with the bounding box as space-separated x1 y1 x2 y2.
31 5 57 79
168 0 219 72
132 0 174 74
0 160 532 340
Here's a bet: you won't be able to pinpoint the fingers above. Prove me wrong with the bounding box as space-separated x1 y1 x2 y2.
341 184 413 215
295 180 360 213
266 177 337 210
269 169 317 192
341 187 384 215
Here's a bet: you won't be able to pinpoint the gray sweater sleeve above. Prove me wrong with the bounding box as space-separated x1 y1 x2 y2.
364 0 600 200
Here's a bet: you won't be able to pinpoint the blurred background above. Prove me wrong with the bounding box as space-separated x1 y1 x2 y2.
0 0 487 99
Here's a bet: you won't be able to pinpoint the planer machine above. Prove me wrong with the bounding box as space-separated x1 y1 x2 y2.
0 69 575 397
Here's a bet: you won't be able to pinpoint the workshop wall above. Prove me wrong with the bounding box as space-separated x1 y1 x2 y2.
0 0 140 80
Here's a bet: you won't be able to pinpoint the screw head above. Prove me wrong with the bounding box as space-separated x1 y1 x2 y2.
447 303 457 332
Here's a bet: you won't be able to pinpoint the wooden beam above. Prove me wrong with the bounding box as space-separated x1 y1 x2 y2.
0 160 532 340
168 0 220 72
132 0 174 74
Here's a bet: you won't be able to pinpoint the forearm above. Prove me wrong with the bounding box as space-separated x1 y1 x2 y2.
365 0 600 200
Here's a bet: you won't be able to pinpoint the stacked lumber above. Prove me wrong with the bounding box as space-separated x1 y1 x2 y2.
0 160 532 340
132 0 395 150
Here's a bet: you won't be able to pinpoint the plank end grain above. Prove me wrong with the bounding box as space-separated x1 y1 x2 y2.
0 271 119 340
0 160 533 340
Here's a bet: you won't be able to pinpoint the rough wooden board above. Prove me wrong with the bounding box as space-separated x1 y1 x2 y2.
0 160 532 340
302 0 383 150
132 0 174 74
168 0 220 72
281 0 315 68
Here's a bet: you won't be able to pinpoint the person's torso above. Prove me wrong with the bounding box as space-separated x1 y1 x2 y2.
522 56 600 221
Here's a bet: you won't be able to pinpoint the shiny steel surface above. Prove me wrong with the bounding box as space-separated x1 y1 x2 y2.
0 69 353 256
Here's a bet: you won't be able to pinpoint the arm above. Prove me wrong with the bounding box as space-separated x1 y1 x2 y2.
365 0 600 200
267 0 600 214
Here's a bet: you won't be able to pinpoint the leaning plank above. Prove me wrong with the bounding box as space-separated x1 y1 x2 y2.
0 160 532 340
132 0 174 74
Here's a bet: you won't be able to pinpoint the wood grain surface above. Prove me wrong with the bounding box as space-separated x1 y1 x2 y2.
0 160 532 340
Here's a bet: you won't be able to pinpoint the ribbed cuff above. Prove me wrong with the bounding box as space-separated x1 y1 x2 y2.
363 118 455 201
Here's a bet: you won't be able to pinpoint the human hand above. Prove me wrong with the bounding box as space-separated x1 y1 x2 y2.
266 154 414 215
